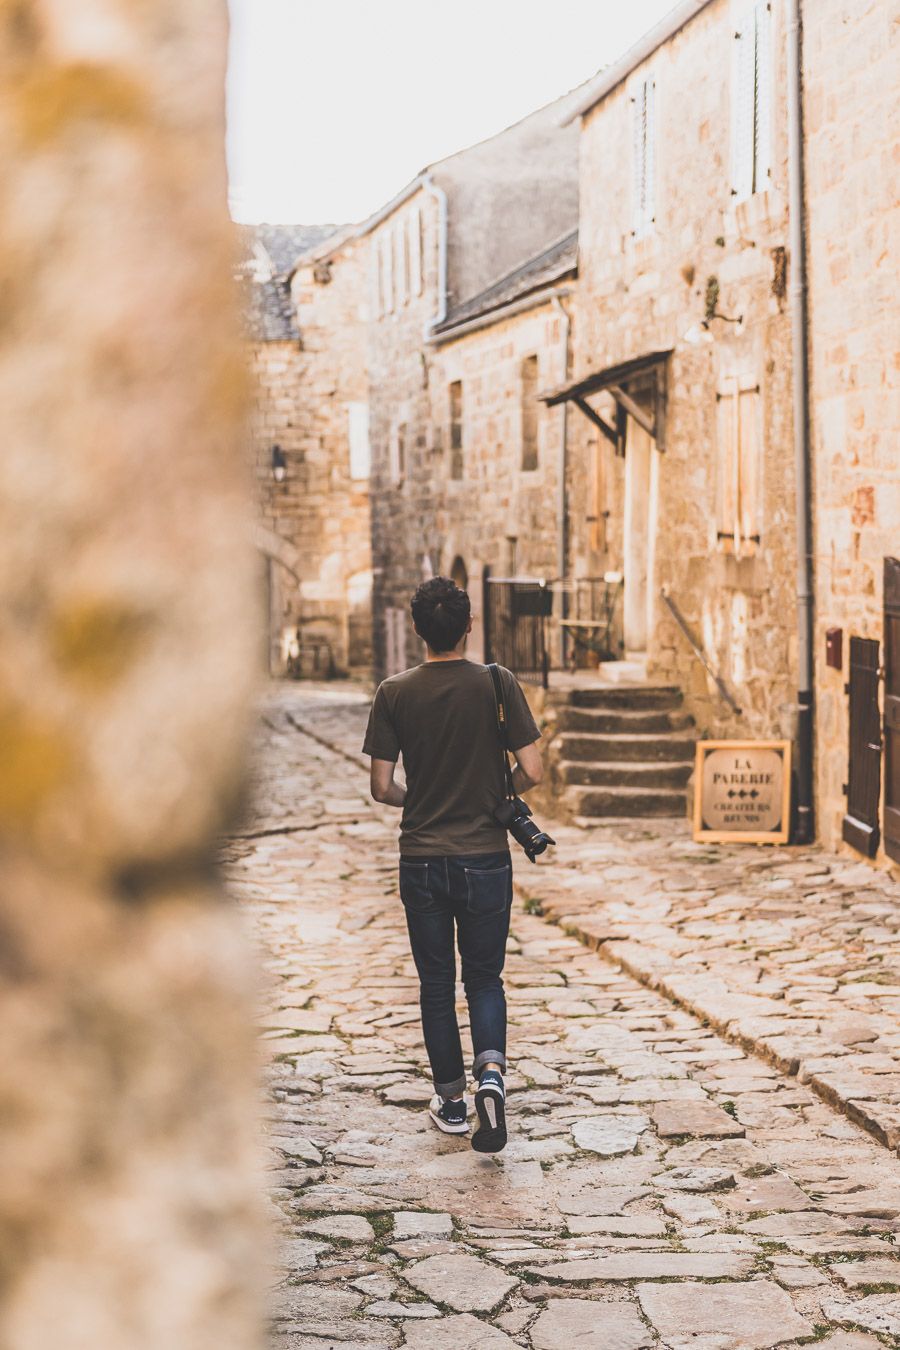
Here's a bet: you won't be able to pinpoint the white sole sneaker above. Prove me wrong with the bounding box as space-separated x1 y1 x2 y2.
472 1083 507 1153
428 1093 470 1134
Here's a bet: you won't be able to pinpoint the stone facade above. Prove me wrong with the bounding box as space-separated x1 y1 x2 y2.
0 2 264 1346
245 228 372 677
428 297 575 663
804 0 900 864
364 94 582 677
569 0 799 742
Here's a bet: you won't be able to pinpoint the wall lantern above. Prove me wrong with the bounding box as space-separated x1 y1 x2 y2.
271 444 286 483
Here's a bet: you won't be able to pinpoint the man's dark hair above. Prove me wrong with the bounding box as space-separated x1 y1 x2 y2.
410 576 471 653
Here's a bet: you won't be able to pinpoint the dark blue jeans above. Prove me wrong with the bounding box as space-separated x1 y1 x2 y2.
399 850 512 1098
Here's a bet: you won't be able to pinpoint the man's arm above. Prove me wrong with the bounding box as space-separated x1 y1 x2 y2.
370 758 407 808
511 740 543 795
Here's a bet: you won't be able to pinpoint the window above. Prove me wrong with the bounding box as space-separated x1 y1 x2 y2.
395 221 408 307
347 402 370 480
380 233 393 314
449 380 463 480
408 207 423 296
389 420 407 484
520 355 540 471
733 1 773 201
716 377 761 555
631 76 656 237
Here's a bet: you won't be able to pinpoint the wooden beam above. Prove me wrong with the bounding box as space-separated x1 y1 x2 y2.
608 383 656 438
654 365 667 453
573 396 618 446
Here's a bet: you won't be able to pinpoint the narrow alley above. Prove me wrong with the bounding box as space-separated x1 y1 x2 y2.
225 686 900 1350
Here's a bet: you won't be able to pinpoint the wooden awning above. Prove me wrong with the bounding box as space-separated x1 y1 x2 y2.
541 349 672 452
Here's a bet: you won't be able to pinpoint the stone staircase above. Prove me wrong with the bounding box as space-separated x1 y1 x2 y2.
543 683 695 822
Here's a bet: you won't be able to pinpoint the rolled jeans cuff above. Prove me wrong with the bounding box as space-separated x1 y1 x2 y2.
435 1072 467 1099
472 1049 507 1078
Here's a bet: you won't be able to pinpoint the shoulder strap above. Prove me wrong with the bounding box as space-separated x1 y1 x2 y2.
487 663 516 801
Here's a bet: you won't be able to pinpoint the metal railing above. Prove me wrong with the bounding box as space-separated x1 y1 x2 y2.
483 577 551 688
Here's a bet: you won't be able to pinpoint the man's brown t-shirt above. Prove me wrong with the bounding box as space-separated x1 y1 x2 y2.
362 660 541 857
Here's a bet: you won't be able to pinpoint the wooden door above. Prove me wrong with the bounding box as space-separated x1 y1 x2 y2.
842 636 882 857
884 557 900 863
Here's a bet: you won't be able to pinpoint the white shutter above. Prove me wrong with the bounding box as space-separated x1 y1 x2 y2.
348 402 370 480
645 79 657 229
754 1 773 192
394 221 407 307
382 234 393 313
369 243 380 318
632 87 645 235
409 207 423 296
732 16 755 201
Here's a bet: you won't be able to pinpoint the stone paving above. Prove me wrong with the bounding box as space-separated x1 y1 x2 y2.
226 685 900 1349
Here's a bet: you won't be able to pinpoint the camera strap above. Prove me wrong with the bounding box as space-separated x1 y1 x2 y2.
487 663 517 802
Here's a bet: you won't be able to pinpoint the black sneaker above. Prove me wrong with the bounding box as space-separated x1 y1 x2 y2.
472 1070 507 1153
428 1093 469 1134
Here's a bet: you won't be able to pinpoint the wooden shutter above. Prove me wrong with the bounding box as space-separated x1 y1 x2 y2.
842 636 882 857
716 384 737 545
382 234 393 313
408 208 422 296
394 222 407 307
632 84 646 235
884 557 900 861
644 79 656 229
347 402 370 480
754 1 773 191
733 15 756 201
737 386 760 552
521 355 539 471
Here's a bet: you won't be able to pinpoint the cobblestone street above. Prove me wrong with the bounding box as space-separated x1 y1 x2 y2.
226 685 900 1349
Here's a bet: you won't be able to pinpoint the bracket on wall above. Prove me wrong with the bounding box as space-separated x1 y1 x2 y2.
540 349 671 454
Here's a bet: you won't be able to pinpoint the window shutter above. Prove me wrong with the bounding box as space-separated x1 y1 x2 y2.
737 387 760 551
369 244 381 318
382 234 393 313
348 402 370 480
632 87 646 234
716 386 737 542
645 79 656 228
733 18 755 201
754 1 773 191
409 208 423 296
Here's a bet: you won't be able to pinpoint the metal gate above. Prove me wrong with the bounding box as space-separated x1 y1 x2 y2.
483 577 551 688
842 635 882 857
884 557 900 863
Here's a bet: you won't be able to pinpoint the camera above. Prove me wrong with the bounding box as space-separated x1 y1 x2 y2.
493 796 556 863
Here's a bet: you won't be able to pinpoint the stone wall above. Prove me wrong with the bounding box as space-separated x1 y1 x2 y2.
0 3 264 1348
575 0 799 741
366 190 442 676
804 0 900 862
251 236 372 677
428 301 574 661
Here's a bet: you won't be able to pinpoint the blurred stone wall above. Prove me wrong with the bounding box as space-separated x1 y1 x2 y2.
0 3 264 1347
804 0 900 863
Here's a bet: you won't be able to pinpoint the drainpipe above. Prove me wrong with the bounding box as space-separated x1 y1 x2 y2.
421 173 448 338
787 0 815 843
552 296 570 667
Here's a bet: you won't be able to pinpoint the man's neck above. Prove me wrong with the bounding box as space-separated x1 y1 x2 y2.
424 647 467 664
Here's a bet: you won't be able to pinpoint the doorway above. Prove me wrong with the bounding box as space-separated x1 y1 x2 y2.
622 417 658 656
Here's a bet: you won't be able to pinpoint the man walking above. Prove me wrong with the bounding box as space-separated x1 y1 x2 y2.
363 576 543 1153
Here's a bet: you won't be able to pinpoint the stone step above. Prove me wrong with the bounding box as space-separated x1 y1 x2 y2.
564 785 688 818
566 685 683 712
554 706 694 734
554 732 696 763
557 759 695 788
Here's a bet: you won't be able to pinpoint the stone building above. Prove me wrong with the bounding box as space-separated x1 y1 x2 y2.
803 0 900 866
241 223 373 677
549 0 800 743
360 91 583 677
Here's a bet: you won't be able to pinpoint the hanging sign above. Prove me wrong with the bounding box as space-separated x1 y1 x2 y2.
693 740 792 844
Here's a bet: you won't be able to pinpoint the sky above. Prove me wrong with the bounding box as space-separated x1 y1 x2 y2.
226 0 680 226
